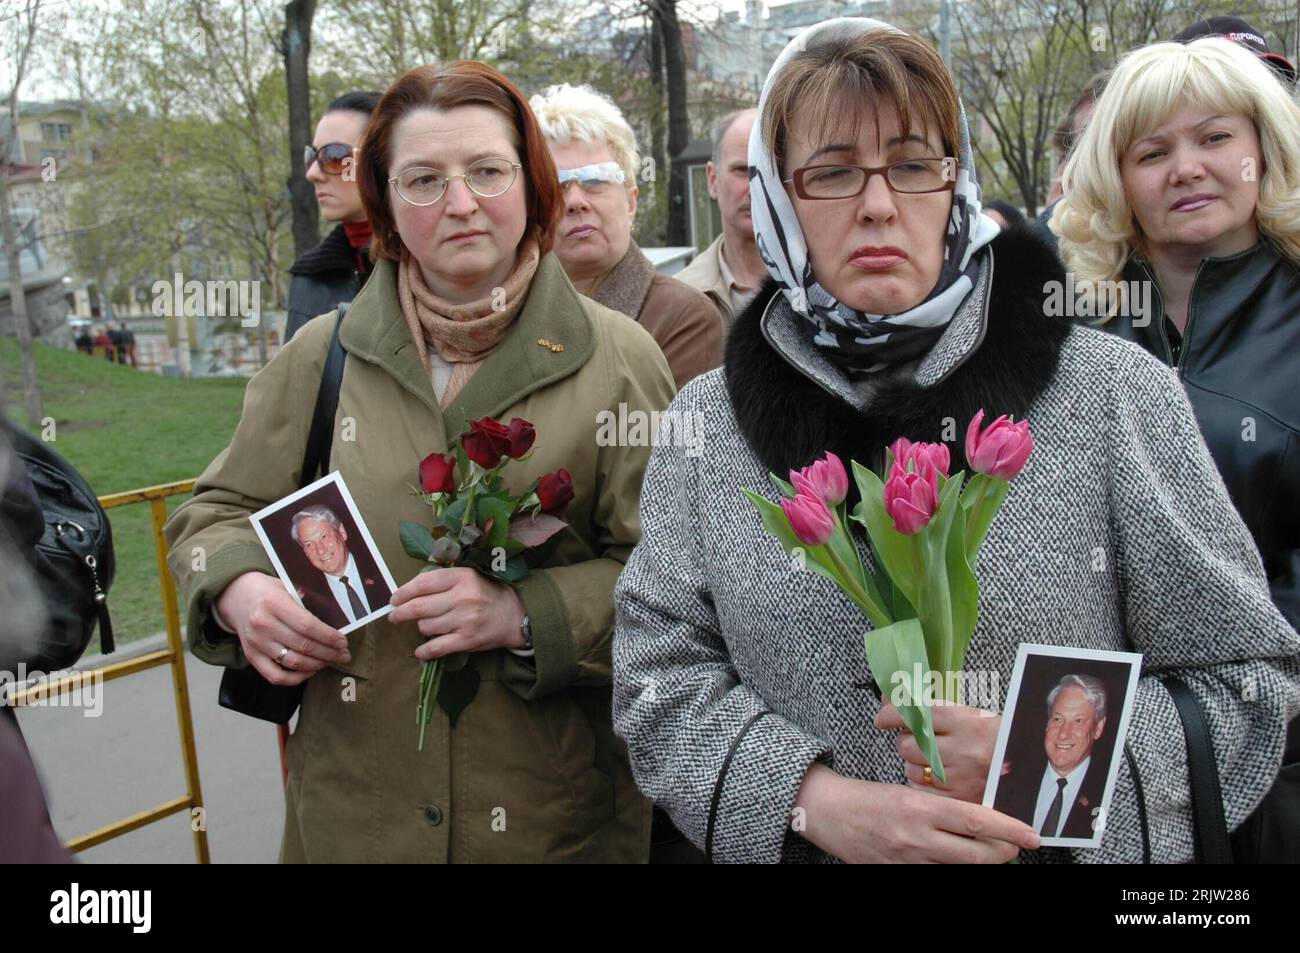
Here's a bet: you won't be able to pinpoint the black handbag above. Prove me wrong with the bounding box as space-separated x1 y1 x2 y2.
1164 676 1299 863
217 305 349 724
7 425 115 671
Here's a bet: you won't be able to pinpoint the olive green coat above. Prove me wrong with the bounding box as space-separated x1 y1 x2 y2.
164 253 676 862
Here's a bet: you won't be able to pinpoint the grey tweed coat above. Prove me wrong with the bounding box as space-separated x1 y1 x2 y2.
612 225 1300 864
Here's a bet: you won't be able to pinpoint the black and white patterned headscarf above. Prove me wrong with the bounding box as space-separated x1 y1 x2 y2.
749 17 1000 371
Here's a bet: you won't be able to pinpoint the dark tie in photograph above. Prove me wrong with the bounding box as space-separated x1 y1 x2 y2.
340 574 367 619
1041 777 1068 836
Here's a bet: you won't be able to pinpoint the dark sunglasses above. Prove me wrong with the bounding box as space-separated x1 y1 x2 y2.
304 142 355 175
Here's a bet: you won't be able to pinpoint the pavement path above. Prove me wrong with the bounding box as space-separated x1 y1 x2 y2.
15 635 284 863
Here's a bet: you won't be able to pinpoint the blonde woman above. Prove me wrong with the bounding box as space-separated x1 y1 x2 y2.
531 83 722 389
1051 37 1300 861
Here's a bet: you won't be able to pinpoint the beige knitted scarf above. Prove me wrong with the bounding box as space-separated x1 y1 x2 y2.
397 238 540 407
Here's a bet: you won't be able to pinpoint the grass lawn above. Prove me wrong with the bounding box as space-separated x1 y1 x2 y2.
1 339 248 652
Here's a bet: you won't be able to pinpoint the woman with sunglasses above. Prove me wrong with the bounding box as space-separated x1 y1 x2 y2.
166 62 675 862
531 83 723 390
285 91 381 342
612 18 1299 863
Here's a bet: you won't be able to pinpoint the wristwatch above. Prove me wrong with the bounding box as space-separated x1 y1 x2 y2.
519 613 533 650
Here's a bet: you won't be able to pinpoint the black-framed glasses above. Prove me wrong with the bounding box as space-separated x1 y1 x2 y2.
388 157 522 207
784 157 957 199
304 142 355 175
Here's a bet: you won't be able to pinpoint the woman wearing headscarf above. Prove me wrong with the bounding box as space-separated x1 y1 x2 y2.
1053 37 1300 862
166 61 675 862
530 83 723 389
612 18 1300 863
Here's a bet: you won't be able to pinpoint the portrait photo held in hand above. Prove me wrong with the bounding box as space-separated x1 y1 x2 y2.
250 472 398 634
984 644 1141 848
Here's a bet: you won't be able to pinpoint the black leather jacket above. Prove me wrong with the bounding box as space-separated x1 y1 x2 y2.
284 224 371 342
1107 240 1300 631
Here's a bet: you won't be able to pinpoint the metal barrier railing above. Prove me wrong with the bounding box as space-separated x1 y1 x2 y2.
9 479 210 863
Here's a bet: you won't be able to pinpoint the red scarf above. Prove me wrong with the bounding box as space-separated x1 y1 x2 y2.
342 220 372 249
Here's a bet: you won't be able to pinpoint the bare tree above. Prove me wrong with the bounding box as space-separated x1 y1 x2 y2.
947 0 1091 216
1 0 46 426
648 0 689 245
281 0 320 260
320 0 537 79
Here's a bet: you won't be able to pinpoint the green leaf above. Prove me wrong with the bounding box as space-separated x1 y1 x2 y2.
741 488 842 586
945 500 980 673
863 618 946 784
850 461 920 608
438 665 481 727
742 487 888 623
478 496 514 550
890 579 915 621
499 554 530 582
769 473 797 498
825 503 889 621
914 475 965 681
442 651 470 672
962 474 1011 568
399 520 435 561
442 495 469 535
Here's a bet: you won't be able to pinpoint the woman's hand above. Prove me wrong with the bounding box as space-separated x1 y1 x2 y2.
388 568 527 661
875 699 1003 803
795 763 1038 863
215 571 351 686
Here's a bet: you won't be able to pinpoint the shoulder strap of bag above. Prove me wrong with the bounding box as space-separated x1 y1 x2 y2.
705 709 772 862
1164 676 1234 864
299 303 349 487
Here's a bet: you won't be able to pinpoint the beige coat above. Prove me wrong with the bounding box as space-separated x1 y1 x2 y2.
674 234 732 326
165 253 676 862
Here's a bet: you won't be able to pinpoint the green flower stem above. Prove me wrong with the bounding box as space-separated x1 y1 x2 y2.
908 534 948 702
417 657 443 752
824 539 892 630
962 476 990 554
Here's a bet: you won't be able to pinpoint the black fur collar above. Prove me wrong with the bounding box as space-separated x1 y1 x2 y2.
724 223 1071 491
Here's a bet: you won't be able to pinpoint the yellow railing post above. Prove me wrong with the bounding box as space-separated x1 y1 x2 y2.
150 494 210 864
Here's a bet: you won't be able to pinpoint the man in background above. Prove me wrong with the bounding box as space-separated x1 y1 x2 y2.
676 108 766 327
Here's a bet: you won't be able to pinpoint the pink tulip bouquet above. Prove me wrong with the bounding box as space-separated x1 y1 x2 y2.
741 410 1034 783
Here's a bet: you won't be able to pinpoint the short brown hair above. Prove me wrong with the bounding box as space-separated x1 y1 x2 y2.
357 61 563 261
761 30 961 178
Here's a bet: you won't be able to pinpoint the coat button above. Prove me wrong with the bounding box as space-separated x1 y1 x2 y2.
423 804 443 827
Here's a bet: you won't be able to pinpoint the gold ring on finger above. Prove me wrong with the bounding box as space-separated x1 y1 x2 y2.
921 766 933 786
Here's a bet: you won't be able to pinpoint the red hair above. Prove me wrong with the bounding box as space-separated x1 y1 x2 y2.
357 61 562 261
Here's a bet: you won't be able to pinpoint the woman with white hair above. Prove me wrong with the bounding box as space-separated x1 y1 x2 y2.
531 83 722 389
1053 38 1300 861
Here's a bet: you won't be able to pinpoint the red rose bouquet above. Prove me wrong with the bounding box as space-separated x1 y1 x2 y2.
401 415 572 750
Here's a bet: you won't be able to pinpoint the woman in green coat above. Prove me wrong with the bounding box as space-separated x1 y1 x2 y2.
165 61 675 862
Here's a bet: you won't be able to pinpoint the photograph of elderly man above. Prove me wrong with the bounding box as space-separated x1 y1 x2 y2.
288 504 390 629
996 674 1111 838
